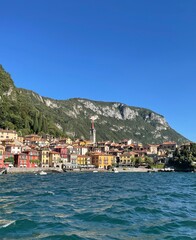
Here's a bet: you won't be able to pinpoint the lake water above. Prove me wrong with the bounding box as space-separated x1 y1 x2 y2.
0 172 196 239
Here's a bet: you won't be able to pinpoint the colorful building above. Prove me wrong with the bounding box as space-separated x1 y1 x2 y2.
0 129 18 141
54 146 68 159
5 144 22 154
91 153 114 169
0 145 5 168
49 151 61 167
119 152 138 166
14 149 40 168
158 142 177 153
39 148 50 167
14 153 28 168
77 155 92 167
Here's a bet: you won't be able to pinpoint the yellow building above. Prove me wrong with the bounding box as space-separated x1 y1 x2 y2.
49 151 61 167
39 148 50 167
0 129 18 141
66 138 72 145
91 153 114 169
77 155 92 167
119 152 138 166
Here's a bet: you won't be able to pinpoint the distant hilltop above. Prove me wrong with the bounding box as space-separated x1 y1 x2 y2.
0 64 189 144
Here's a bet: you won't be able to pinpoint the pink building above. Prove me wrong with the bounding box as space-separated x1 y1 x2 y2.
54 146 68 159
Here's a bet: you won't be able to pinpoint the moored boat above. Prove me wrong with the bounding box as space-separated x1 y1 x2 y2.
39 170 47 175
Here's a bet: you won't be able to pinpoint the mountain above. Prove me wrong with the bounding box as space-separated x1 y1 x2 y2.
0 65 189 144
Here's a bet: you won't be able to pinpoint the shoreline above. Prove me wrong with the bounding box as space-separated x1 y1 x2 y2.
5 166 156 174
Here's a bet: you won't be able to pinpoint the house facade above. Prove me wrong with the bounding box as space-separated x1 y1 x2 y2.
49 151 61 167
0 129 18 141
91 153 114 169
0 145 5 168
5 145 22 155
39 148 50 167
77 155 92 167
119 152 138 166
14 150 40 168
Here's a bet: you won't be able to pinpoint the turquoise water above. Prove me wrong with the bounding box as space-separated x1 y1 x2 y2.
0 172 196 240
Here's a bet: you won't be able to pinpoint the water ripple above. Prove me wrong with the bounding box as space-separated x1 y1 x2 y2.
0 172 196 239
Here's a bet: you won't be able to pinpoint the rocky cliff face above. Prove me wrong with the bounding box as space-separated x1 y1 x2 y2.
0 65 188 143
28 94 187 144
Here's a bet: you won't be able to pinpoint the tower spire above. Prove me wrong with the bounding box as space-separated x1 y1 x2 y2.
90 116 97 144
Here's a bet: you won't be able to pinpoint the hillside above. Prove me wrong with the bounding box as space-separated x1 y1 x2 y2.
0 65 189 144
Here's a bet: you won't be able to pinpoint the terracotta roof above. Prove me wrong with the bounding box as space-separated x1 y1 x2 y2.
50 151 60 154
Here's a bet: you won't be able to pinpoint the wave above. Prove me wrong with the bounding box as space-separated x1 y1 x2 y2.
0 220 15 229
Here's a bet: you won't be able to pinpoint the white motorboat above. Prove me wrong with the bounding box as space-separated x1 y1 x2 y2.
39 170 47 175
113 168 119 173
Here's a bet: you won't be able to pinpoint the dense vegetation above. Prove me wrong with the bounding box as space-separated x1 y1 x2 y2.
0 65 189 143
0 65 64 137
168 143 196 170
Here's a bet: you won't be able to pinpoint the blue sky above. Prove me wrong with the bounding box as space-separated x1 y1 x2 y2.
0 0 196 141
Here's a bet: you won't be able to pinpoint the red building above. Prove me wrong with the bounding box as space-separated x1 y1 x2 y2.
0 153 4 168
14 153 27 167
54 146 68 159
14 150 40 168
0 146 5 168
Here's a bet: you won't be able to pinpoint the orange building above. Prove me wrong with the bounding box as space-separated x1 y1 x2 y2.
91 153 114 169
77 155 92 167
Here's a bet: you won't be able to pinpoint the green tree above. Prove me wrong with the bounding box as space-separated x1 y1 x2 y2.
42 117 47 133
135 157 142 167
33 113 39 133
169 145 194 170
38 114 43 133
190 143 196 158
145 156 154 167
130 157 135 167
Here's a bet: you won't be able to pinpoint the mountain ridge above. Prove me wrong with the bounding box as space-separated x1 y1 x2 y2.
0 65 189 144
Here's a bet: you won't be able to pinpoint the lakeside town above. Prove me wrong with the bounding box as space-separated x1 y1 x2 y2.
0 119 195 174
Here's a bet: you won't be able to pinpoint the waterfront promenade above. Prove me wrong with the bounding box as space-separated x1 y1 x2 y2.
7 167 63 174
6 166 151 174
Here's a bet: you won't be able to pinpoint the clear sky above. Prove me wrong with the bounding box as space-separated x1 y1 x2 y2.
0 0 196 141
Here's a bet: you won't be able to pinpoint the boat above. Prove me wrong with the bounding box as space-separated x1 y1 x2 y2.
113 168 119 173
93 170 98 173
158 167 175 172
39 170 47 175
